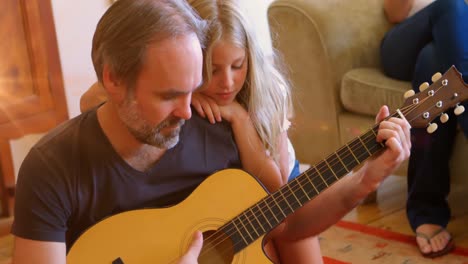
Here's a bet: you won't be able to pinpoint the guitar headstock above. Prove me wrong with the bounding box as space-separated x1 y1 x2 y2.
401 66 468 132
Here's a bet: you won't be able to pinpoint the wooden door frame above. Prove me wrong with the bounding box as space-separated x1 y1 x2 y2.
0 0 68 217
0 0 68 139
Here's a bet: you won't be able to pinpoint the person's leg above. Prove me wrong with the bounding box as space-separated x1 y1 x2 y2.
407 125 456 249
408 0 468 227
380 2 434 81
275 236 323 264
408 42 458 257
264 227 323 264
407 125 457 257
430 0 468 81
381 0 468 84
382 0 467 257
265 161 323 264
429 0 468 137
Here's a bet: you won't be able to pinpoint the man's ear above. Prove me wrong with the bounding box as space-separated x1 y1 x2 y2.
102 64 125 102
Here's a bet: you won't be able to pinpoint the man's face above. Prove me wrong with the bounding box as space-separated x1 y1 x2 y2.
117 33 203 149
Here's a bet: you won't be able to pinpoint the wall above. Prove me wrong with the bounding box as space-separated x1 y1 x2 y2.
10 0 274 178
10 0 108 177
52 0 109 118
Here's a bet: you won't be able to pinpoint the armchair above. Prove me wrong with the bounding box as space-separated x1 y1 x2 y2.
267 0 468 188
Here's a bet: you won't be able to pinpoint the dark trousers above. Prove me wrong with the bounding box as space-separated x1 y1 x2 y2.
380 0 468 231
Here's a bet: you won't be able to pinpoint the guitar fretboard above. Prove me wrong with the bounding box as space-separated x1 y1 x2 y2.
218 118 393 253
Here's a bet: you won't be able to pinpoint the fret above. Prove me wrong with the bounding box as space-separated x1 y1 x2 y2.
324 159 339 180
371 127 385 148
279 189 294 212
362 134 381 155
369 125 386 148
295 177 312 200
278 186 302 213
311 172 328 193
313 166 329 187
236 214 254 243
313 159 339 187
271 192 291 217
248 207 266 233
349 138 370 163
296 169 320 196
264 197 281 224
337 147 359 171
231 217 250 247
346 144 360 164
335 151 349 172
242 209 260 238
221 222 246 253
319 160 338 186
358 136 372 155
287 181 304 207
328 156 346 180
256 202 273 230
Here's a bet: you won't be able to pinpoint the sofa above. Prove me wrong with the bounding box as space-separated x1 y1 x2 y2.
267 0 468 190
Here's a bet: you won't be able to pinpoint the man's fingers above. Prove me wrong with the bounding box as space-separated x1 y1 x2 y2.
377 117 411 160
186 231 203 259
375 105 390 123
177 231 203 264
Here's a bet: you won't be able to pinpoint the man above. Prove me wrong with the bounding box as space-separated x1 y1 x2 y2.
12 0 209 263
12 0 411 263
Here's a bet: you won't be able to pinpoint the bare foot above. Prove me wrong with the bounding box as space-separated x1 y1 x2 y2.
415 224 453 257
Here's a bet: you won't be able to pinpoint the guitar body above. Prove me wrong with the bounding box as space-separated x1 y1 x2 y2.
67 169 273 264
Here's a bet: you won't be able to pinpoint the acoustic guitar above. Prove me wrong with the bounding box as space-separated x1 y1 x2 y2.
67 66 467 263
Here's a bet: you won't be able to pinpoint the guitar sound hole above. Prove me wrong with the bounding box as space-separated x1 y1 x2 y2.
198 230 234 264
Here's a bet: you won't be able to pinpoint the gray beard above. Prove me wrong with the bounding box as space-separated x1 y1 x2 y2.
118 99 185 149
126 118 184 149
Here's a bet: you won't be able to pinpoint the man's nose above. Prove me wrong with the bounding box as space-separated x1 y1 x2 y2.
173 95 192 120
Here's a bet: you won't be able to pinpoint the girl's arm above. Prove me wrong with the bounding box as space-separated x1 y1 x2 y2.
191 92 289 190
224 103 287 191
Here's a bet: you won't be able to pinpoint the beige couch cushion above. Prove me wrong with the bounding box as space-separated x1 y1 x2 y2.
341 68 412 116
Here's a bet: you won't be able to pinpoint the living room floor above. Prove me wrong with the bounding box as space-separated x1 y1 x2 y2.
343 175 468 248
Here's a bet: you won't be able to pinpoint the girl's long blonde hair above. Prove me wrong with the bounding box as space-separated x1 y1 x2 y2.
189 0 293 164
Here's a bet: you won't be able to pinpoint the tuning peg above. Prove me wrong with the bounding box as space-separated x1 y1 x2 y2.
427 123 438 134
431 72 442 82
440 113 449 123
418 82 430 92
454 104 465 116
404 90 415 99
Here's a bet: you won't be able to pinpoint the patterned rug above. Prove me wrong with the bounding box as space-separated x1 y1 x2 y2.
320 221 468 264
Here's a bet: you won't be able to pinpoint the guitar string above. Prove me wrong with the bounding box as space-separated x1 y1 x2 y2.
170 85 444 263
191 100 426 263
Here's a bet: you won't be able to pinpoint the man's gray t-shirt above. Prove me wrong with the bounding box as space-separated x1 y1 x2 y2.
12 107 241 250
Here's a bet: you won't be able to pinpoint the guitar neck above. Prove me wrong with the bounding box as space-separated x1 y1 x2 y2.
219 114 400 253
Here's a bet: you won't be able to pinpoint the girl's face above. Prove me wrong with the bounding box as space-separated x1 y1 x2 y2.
201 39 248 105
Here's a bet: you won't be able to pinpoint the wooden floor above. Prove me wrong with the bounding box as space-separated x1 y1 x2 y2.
342 175 468 248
